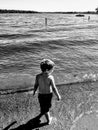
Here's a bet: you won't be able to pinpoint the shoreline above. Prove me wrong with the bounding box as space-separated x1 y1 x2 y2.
0 77 98 95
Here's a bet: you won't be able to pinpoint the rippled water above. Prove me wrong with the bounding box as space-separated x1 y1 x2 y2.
0 13 98 90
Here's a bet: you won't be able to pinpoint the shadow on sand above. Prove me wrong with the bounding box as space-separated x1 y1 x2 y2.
3 117 48 130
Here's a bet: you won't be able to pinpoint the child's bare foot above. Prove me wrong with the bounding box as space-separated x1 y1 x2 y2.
47 117 53 124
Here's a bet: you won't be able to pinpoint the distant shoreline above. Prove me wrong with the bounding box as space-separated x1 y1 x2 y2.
0 9 98 14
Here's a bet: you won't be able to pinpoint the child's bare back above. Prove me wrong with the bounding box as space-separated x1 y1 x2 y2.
37 73 53 94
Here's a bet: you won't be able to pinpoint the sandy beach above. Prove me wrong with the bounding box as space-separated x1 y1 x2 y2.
0 80 98 130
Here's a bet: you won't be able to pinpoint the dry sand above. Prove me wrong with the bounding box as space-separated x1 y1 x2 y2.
0 80 98 130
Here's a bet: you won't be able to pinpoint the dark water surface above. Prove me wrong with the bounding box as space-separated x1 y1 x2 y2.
0 13 98 90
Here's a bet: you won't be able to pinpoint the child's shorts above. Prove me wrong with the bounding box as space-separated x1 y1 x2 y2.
38 93 53 114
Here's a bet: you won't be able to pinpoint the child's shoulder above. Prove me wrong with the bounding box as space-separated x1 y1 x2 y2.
36 73 42 77
36 73 54 80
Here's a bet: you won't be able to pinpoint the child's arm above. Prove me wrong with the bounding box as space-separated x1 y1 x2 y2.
33 75 39 96
50 76 61 100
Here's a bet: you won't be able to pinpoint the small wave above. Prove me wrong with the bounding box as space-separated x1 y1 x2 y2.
28 27 73 33
0 33 38 39
0 39 97 57
57 73 98 87
0 73 34 95
0 87 33 95
39 39 98 49
0 41 41 57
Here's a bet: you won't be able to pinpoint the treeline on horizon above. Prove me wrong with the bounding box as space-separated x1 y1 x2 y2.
0 9 39 13
0 9 97 14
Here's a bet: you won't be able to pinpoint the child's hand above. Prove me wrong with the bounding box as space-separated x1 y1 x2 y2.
57 95 61 101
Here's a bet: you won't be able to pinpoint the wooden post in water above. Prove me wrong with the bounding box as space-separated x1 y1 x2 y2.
88 16 90 21
45 18 47 27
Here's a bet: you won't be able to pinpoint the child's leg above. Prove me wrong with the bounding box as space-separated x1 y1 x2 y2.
45 112 50 122
45 112 52 124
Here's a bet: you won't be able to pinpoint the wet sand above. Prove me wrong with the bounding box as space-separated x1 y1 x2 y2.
0 80 98 130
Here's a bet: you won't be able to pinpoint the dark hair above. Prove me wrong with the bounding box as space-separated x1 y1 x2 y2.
40 59 55 72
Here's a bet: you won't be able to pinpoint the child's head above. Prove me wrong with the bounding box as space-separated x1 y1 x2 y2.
40 59 55 73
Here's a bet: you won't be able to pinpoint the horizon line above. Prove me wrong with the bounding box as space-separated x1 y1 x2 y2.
0 8 97 13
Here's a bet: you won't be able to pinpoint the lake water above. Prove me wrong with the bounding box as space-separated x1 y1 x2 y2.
0 13 98 90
